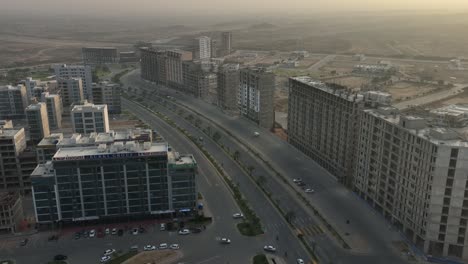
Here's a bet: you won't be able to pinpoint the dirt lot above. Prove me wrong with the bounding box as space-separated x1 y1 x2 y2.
322 76 371 90
383 81 439 101
122 250 182 264
426 89 468 109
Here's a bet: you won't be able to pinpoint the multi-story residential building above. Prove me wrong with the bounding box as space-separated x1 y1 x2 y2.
36 133 64 165
0 191 24 233
21 77 41 101
119 51 138 63
217 64 240 112
194 36 211 60
211 39 218 58
92 81 121 114
41 93 62 130
25 102 50 143
71 102 109 134
53 64 92 100
82 47 119 65
238 68 275 129
183 61 218 103
0 85 28 119
139 47 167 85
31 140 197 223
166 50 193 90
58 78 84 109
0 128 28 191
32 86 48 100
355 107 468 260
221 32 232 56
287 77 390 185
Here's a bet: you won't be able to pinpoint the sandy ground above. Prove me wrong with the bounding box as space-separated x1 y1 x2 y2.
122 250 182 264
383 82 438 100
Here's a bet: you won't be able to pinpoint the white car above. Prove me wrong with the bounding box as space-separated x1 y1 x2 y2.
170 244 180 250
293 178 302 183
89 229 96 238
220 238 231 244
263 245 277 252
178 229 190 235
132 228 139 235
111 228 117 235
297 259 305 264
232 213 244 219
160 223 166 231
105 228 110 235
100 256 111 263
104 249 115 256
304 188 314 193
143 245 156 251
159 243 168 250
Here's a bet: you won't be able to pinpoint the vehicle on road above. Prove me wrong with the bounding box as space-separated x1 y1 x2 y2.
190 227 202 233
297 181 306 187
263 245 277 252
160 223 166 231
232 213 244 219
170 244 180 250
74 232 80 239
20 239 28 246
130 245 139 252
293 178 302 183
132 228 139 235
111 228 117 235
105 228 110 235
143 245 156 251
54 255 67 261
297 259 305 264
83 231 89 238
100 256 111 263
304 188 314 193
104 249 116 256
159 243 168 249
254 132 260 137
220 238 231 244
89 229 96 238
178 229 190 235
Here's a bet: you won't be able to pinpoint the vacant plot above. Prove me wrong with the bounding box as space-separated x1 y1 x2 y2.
322 76 371 90
384 82 438 101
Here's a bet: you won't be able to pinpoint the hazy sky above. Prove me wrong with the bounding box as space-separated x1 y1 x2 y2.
2 0 468 16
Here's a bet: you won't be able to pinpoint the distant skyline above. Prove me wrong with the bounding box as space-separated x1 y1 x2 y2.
1 0 468 17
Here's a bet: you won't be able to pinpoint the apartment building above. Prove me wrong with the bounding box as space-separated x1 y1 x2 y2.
26 102 50 143
71 102 109 134
53 64 92 100
194 36 211 60
221 32 232 56
21 77 41 101
166 50 193 90
217 64 240 112
238 68 275 129
0 128 27 191
355 107 468 260
92 81 121 114
82 47 119 65
183 61 218 103
0 191 24 233
41 93 62 130
139 47 167 85
58 78 84 109
0 85 28 119
31 141 198 223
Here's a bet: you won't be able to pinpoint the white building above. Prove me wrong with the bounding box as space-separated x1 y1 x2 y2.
53 64 92 100
71 102 109 134
196 36 211 60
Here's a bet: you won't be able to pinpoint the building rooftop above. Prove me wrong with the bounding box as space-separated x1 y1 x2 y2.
31 162 54 178
0 128 24 139
0 85 25 92
168 151 196 169
71 102 107 112
26 103 45 111
52 141 167 161
83 47 117 50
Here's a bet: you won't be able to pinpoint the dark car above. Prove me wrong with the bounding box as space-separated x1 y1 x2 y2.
138 227 145 233
54 255 68 261
117 229 124 236
74 232 81 240
190 227 202 233
20 239 28 246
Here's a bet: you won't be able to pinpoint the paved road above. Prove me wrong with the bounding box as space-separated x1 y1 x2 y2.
307 55 336 71
122 69 416 263
394 83 468 110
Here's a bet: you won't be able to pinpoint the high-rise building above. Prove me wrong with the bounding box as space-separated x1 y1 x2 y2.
195 36 211 60
92 81 121 114
82 47 119 65
221 32 232 56
31 86 48 100
26 102 50 143
41 93 62 130
31 140 198 223
355 107 468 260
183 61 218 103
217 64 240 112
287 77 385 185
166 50 193 90
21 77 41 101
211 39 218 58
139 48 167 85
0 191 24 233
0 85 28 120
58 78 84 109
238 68 275 129
53 64 92 100
71 102 109 134
0 128 27 191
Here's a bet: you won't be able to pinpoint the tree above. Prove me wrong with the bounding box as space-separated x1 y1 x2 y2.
233 150 241 161
195 118 202 128
285 210 296 224
212 131 221 142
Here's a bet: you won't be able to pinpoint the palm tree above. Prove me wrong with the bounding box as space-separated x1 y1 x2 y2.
285 210 296 224
212 131 221 142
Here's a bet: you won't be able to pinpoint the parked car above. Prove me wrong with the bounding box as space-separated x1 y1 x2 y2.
220 238 231 244
190 227 202 233
100 256 111 263
20 239 28 246
117 229 124 236
159 243 168 250
111 228 117 235
105 228 110 235
232 213 244 219
83 231 89 238
132 228 139 235
130 245 139 252
104 249 115 256
263 245 277 252
74 232 80 240
293 178 302 183
297 259 305 264
143 245 156 251
138 227 145 233
170 244 180 250
89 229 96 238
304 188 314 193
54 255 67 261
178 229 190 235
160 223 166 231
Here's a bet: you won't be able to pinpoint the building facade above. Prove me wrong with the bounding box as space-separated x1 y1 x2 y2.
221 32 232 56
58 78 84 109
166 50 193 90
195 36 211 60
0 128 28 191
139 48 167 85
0 191 23 233
21 77 41 102
238 68 275 129
31 141 197 223
92 82 121 114
217 64 240 112
82 47 119 65
0 85 28 120
26 102 50 143
53 64 92 100
41 93 62 130
71 102 109 134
